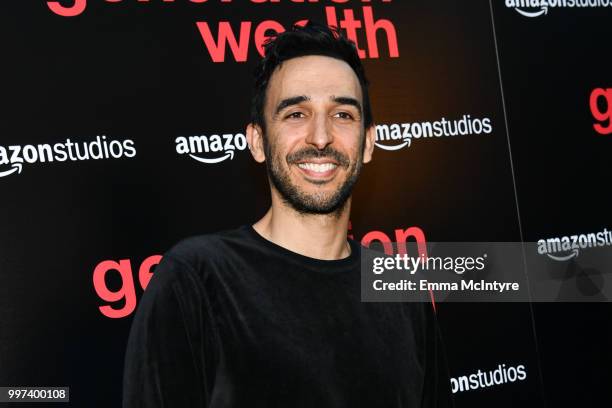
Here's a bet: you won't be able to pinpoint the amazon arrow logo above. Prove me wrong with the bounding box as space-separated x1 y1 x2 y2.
0 163 22 178
546 249 579 261
514 6 548 17
374 123 413 151
537 229 612 262
375 139 411 151
175 132 247 165
189 150 235 164
506 1 550 18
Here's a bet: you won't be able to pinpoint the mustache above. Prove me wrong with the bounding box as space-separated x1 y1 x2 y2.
286 146 350 168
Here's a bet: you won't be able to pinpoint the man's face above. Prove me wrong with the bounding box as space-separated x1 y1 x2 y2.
258 55 373 215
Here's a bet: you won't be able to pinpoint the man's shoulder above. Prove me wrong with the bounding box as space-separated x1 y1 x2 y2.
163 225 251 273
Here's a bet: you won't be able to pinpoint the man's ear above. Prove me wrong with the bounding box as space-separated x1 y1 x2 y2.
246 123 266 163
362 124 376 164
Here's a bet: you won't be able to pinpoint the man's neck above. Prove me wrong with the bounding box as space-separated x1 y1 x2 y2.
252 197 352 261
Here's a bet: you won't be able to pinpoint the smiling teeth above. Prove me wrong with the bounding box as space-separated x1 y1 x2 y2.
297 162 338 172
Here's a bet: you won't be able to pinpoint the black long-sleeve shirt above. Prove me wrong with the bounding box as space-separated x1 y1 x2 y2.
123 225 453 407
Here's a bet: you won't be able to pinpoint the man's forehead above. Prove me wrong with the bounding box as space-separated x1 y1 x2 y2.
267 55 362 103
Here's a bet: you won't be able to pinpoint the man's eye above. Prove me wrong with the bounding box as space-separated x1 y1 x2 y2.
286 112 305 119
334 112 354 120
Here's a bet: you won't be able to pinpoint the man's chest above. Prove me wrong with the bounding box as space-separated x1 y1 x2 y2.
204 268 425 405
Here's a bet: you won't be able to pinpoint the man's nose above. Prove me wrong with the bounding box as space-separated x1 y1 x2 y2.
305 114 333 150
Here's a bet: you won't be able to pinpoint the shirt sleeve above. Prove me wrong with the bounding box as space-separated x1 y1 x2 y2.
122 254 217 408
420 302 455 408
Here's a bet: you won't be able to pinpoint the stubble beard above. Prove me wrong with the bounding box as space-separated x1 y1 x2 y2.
263 133 365 217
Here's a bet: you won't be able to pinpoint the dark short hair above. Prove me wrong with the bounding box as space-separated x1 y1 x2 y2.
250 21 373 133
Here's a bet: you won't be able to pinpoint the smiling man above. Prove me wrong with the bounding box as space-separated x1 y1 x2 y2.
123 22 452 407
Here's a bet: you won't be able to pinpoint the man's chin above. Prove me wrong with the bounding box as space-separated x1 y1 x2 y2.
284 189 351 214
288 200 349 215
267 164 355 215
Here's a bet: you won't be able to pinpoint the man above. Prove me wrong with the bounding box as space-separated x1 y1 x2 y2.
123 21 452 407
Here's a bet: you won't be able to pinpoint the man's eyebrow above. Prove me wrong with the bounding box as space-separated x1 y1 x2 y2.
332 96 362 114
274 95 310 116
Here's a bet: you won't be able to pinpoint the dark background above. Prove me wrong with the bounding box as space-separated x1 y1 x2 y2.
1 1 610 406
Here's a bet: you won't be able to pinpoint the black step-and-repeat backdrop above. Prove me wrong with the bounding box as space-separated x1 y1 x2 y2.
2 1 610 406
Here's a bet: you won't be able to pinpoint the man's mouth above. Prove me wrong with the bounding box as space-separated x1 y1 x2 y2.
295 160 339 179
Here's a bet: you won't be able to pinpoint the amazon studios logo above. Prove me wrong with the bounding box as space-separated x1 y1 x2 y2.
375 114 492 152
538 228 612 261
506 0 612 18
0 135 136 178
175 132 247 164
451 363 527 393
